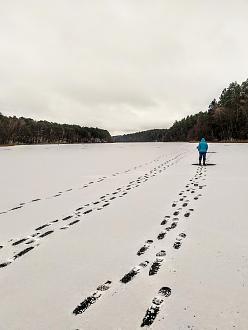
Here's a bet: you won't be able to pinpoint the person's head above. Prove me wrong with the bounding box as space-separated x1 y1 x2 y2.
200 137 206 142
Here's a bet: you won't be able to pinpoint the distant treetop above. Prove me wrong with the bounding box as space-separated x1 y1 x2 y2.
113 79 248 142
0 113 112 145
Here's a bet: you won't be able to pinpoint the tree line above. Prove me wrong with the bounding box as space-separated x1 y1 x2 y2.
113 79 248 142
0 113 112 145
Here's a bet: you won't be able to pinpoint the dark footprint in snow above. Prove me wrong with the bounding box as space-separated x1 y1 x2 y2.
173 241 182 249
140 287 171 327
149 257 164 276
69 220 80 226
13 246 35 260
120 261 149 284
12 238 28 246
83 209 92 214
157 231 166 240
35 224 50 231
137 240 153 256
31 233 40 238
96 280 112 291
156 250 166 257
173 211 179 216
170 222 177 229
160 219 168 225
179 233 187 238
39 230 54 238
62 215 73 221
25 240 35 244
60 226 69 230
161 216 170 225
73 281 112 315
10 206 23 211
184 212 190 217
0 261 12 268
182 202 188 207
102 203 110 207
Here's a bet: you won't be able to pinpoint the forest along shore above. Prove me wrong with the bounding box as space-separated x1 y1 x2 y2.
0 143 248 330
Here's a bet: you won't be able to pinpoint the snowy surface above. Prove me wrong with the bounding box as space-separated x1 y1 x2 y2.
0 142 248 330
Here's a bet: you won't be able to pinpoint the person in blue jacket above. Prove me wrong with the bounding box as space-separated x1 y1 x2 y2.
197 138 208 165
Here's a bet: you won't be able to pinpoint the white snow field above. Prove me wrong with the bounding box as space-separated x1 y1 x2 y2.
0 142 248 330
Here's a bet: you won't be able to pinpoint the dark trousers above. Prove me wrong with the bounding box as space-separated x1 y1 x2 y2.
199 152 206 165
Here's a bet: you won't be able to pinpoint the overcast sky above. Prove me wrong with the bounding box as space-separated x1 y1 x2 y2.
1 0 248 135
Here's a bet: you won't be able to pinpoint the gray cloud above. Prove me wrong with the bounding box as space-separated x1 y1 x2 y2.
1 0 248 135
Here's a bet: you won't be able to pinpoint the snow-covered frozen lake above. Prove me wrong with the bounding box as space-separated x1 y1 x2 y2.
0 142 248 329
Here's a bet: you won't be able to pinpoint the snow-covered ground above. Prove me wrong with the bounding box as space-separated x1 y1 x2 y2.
0 142 247 330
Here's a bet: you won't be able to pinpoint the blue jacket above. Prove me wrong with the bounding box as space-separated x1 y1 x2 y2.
197 138 208 153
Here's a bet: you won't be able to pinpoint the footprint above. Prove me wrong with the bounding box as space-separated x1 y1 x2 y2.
149 257 164 276
62 215 73 221
174 233 186 249
10 206 23 211
140 287 171 327
96 280 112 291
160 219 168 225
60 226 69 230
83 209 92 214
120 261 149 284
69 220 80 226
13 246 35 260
137 240 153 256
157 231 166 240
102 203 110 207
35 224 50 231
12 238 28 246
156 250 166 257
170 222 177 229
39 230 54 238
173 241 181 249
73 280 112 315
0 260 12 268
